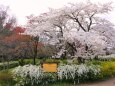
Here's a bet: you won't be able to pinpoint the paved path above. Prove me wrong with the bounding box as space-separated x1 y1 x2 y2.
74 78 115 86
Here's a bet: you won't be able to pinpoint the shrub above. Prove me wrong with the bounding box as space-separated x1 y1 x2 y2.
42 73 57 85
12 65 44 86
0 61 19 71
57 64 101 83
44 59 60 63
12 61 115 85
58 59 67 64
88 60 115 79
100 61 115 78
12 65 54 86
98 54 115 61
24 59 40 65
72 58 79 64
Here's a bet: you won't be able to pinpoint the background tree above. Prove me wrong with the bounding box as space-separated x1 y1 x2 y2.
0 5 17 66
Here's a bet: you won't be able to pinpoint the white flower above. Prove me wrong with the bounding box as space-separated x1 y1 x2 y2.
57 64 101 80
12 65 44 86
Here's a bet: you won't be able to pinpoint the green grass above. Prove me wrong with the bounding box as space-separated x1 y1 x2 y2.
0 69 16 86
23 58 41 65
0 58 41 70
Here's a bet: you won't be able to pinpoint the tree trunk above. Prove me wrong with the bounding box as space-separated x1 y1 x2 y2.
77 57 85 64
2 55 5 70
33 51 37 65
33 36 39 65
33 41 38 65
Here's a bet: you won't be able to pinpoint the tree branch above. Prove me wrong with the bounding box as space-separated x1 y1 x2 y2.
87 12 96 31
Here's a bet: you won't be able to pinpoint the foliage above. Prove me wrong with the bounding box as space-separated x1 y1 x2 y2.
42 73 57 85
0 61 19 71
100 61 115 78
43 59 60 63
12 65 45 86
97 54 115 61
24 59 40 65
57 64 101 83
13 27 25 34
88 60 115 79
12 64 101 85
0 70 16 86
1 60 115 86
59 59 68 64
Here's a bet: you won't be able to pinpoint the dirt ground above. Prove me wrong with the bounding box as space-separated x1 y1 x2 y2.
74 78 115 86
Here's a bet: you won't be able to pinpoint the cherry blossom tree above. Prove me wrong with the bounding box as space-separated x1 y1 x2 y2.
24 1 115 61
60 1 114 58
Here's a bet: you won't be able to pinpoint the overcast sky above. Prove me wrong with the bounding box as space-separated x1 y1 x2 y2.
0 0 115 25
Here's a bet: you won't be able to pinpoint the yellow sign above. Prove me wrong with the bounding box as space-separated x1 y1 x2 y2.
42 63 58 72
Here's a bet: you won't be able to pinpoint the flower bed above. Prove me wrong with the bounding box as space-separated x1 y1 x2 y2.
12 64 101 85
98 54 115 61
12 65 44 86
57 64 101 83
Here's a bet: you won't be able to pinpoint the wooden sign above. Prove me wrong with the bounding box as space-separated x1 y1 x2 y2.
42 63 58 72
